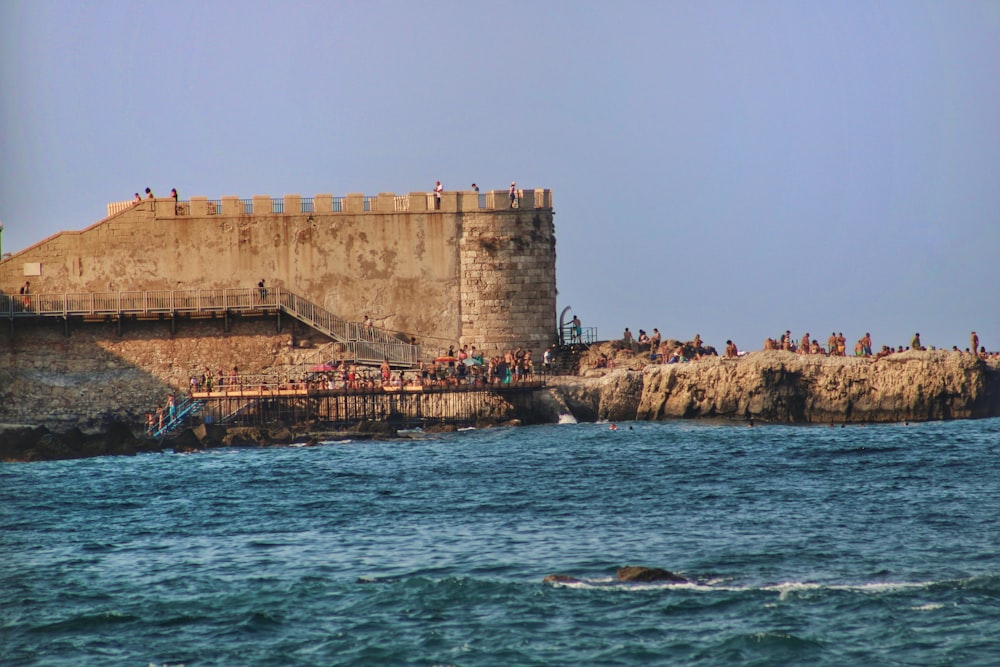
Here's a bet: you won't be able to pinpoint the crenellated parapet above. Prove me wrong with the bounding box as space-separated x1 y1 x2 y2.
106 189 553 219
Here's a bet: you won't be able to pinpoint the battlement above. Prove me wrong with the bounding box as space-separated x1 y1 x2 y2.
107 188 552 219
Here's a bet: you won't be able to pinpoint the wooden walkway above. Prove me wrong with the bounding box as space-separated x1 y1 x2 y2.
192 380 547 427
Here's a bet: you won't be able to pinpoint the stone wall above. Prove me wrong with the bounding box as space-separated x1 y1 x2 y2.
0 318 328 430
0 189 557 357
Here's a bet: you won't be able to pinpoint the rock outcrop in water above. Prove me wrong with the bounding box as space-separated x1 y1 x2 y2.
547 350 1000 424
543 566 689 585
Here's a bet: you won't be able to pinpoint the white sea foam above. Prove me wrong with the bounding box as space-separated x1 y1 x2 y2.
549 578 939 597
558 413 578 424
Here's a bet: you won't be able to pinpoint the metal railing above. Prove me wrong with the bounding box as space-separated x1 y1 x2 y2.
1 287 421 367
147 395 204 439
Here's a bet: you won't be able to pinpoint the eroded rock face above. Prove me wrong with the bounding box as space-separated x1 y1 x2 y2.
616 566 688 583
0 421 161 462
552 350 1000 424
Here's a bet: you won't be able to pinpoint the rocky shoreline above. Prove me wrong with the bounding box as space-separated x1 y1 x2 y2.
0 418 515 463
543 348 1000 425
4 348 998 462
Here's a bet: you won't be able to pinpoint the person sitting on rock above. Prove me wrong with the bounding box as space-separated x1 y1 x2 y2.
725 340 738 358
649 328 661 350
637 330 649 350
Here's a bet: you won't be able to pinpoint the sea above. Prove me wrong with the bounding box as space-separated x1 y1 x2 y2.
2 417 1000 666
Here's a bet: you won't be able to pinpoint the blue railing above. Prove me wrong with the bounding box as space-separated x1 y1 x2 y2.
148 395 204 439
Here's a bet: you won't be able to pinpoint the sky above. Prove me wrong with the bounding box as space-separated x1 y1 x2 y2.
2 0 998 353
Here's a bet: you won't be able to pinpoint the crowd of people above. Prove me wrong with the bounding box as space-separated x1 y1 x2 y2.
427 344 537 386
174 344 542 401
761 330 996 359
601 325 997 370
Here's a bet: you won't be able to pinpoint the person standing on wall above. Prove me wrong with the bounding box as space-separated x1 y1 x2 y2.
509 181 518 208
434 181 443 209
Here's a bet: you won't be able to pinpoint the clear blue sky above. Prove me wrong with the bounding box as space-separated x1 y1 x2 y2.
2 1 998 352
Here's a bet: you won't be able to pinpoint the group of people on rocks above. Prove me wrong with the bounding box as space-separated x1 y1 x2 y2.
617 327 726 365
606 325 995 368
761 330 994 359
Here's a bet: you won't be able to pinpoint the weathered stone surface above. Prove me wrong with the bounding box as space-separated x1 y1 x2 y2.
545 376 603 422
0 420 160 462
616 566 688 583
0 318 325 430
551 350 1000 423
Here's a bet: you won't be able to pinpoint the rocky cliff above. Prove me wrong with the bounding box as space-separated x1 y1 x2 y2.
547 350 1000 424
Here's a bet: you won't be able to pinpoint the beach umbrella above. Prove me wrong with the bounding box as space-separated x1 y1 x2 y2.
311 363 336 372
434 356 458 363
462 357 482 366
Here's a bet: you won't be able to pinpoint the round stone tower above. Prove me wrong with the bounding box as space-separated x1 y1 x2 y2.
458 193 557 355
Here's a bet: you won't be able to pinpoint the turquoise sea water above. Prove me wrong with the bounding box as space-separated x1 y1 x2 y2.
3 418 1000 666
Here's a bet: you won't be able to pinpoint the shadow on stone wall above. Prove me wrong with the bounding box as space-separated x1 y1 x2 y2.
0 315 301 432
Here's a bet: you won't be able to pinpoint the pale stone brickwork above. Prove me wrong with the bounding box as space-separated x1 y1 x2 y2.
459 209 557 355
0 319 310 429
0 189 556 356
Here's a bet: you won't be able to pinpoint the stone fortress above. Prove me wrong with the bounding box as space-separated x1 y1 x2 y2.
0 187 557 354
0 187 557 428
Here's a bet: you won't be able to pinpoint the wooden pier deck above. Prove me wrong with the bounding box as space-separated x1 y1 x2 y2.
193 380 547 427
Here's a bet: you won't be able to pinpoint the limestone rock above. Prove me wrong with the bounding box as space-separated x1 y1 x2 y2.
549 350 999 424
